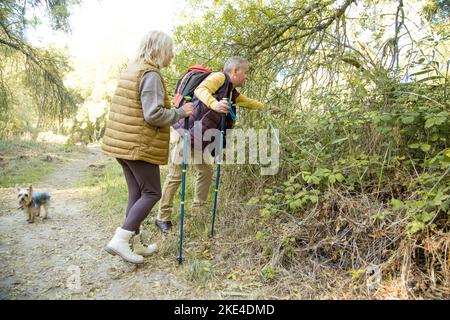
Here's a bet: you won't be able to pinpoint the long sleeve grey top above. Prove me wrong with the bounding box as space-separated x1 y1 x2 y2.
139 72 186 127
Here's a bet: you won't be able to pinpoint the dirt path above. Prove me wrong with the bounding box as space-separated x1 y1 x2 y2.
0 145 201 300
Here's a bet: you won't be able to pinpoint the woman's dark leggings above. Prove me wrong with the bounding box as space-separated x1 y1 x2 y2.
116 158 161 233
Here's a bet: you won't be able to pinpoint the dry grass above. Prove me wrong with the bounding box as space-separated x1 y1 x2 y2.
214 167 449 300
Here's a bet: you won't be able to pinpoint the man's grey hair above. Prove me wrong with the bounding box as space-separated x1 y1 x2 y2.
224 56 248 73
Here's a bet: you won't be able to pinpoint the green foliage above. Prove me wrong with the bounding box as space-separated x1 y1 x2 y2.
390 168 450 235
260 265 278 283
68 104 107 144
0 0 82 137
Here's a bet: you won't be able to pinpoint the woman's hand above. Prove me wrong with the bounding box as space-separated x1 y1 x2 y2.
182 102 194 116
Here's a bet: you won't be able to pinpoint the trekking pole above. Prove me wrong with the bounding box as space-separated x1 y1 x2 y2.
177 96 191 265
210 112 227 238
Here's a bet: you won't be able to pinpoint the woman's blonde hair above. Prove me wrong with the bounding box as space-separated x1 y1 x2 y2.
135 30 173 68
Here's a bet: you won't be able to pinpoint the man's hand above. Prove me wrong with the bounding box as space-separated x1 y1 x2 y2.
212 100 229 114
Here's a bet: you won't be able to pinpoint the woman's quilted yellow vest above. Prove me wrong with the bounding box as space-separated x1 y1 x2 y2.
101 61 171 165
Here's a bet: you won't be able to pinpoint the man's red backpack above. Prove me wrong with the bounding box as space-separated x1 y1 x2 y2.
173 65 212 108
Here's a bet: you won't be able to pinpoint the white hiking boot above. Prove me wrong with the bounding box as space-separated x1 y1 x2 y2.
105 227 144 264
132 235 158 257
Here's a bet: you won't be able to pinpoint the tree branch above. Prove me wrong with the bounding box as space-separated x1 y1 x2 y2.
251 0 355 56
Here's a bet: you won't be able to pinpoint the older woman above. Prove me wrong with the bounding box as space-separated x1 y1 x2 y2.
102 31 194 264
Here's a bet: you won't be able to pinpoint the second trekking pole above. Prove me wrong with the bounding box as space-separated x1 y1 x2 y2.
210 113 226 237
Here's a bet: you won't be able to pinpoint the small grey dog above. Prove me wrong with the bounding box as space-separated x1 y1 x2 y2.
17 185 51 223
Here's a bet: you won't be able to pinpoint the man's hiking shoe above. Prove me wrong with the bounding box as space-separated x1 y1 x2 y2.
155 219 172 234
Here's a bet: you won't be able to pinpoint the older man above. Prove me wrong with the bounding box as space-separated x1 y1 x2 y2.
156 56 265 233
